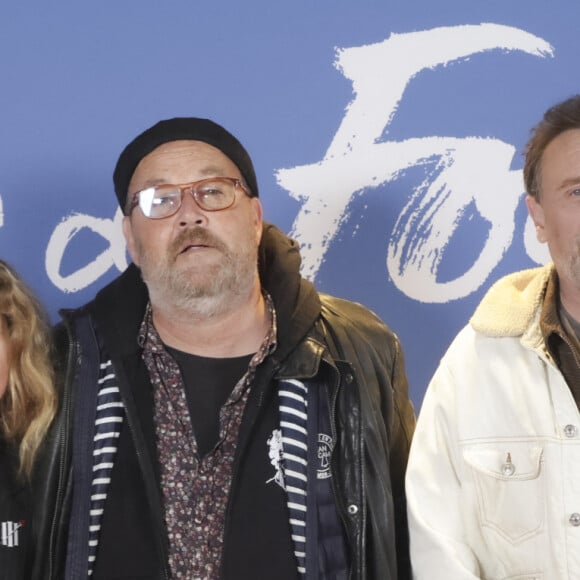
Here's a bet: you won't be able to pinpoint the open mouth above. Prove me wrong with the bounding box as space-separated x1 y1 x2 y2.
179 242 212 255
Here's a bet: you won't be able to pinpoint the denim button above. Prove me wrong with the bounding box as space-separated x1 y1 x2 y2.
501 452 515 477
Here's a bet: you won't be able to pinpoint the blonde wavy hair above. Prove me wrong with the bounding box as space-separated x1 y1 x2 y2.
0 260 56 478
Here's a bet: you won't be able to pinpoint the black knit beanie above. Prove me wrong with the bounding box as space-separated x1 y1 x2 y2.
113 117 259 212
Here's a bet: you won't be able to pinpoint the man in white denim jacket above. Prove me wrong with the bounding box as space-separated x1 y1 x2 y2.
406 94 580 579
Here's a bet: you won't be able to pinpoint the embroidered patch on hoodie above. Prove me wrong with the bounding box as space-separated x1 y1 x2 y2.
317 433 333 479
1 520 25 548
266 428 286 490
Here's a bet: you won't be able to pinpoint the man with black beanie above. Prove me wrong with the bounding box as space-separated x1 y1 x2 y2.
33 117 415 579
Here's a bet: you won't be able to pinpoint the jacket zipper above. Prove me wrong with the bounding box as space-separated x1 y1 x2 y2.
48 325 75 579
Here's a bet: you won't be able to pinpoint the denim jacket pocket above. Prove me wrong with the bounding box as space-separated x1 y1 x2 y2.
463 442 544 544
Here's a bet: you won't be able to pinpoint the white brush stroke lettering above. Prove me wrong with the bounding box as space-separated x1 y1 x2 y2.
277 23 554 302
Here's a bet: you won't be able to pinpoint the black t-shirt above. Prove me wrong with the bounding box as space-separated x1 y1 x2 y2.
0 441 32 580
165 346 252 457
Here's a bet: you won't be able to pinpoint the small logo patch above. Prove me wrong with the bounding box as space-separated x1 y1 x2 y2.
266 429 286 490
1 520 24 548
317 433 333 479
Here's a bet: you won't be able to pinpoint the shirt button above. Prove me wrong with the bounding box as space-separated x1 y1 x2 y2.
570 513 580 527
501 452 515 477
564 424 578 438
501 462 515 476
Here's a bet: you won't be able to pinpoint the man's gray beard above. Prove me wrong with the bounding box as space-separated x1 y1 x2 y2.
138 229 259 319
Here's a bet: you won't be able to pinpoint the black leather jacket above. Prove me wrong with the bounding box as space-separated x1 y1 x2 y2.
33 223 415 579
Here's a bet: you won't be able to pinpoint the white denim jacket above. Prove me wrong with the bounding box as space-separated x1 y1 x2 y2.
407 264 580 580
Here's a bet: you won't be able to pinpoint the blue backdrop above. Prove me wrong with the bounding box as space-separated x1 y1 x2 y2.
1 1 576 408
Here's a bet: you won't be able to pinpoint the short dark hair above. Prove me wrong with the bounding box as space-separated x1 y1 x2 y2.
524 95 580 200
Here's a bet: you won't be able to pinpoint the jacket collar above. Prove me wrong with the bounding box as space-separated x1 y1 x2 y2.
470 264 553 338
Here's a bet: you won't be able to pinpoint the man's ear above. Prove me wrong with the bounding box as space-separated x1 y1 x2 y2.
251 197 264 246
122 216 140 266
525 195 547 244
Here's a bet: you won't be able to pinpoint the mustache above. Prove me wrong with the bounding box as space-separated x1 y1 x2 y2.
170 227 228 256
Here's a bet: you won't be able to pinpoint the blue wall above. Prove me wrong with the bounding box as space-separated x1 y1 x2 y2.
1 1 577 408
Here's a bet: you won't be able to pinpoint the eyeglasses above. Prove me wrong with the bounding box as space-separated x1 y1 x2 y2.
127 177 252 219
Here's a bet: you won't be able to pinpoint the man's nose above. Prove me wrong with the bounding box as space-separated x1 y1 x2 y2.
177 189 208 226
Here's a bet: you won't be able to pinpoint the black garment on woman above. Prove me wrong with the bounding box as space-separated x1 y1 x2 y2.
0 440 32 579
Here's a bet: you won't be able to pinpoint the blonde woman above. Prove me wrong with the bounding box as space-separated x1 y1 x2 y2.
0 260 56 578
